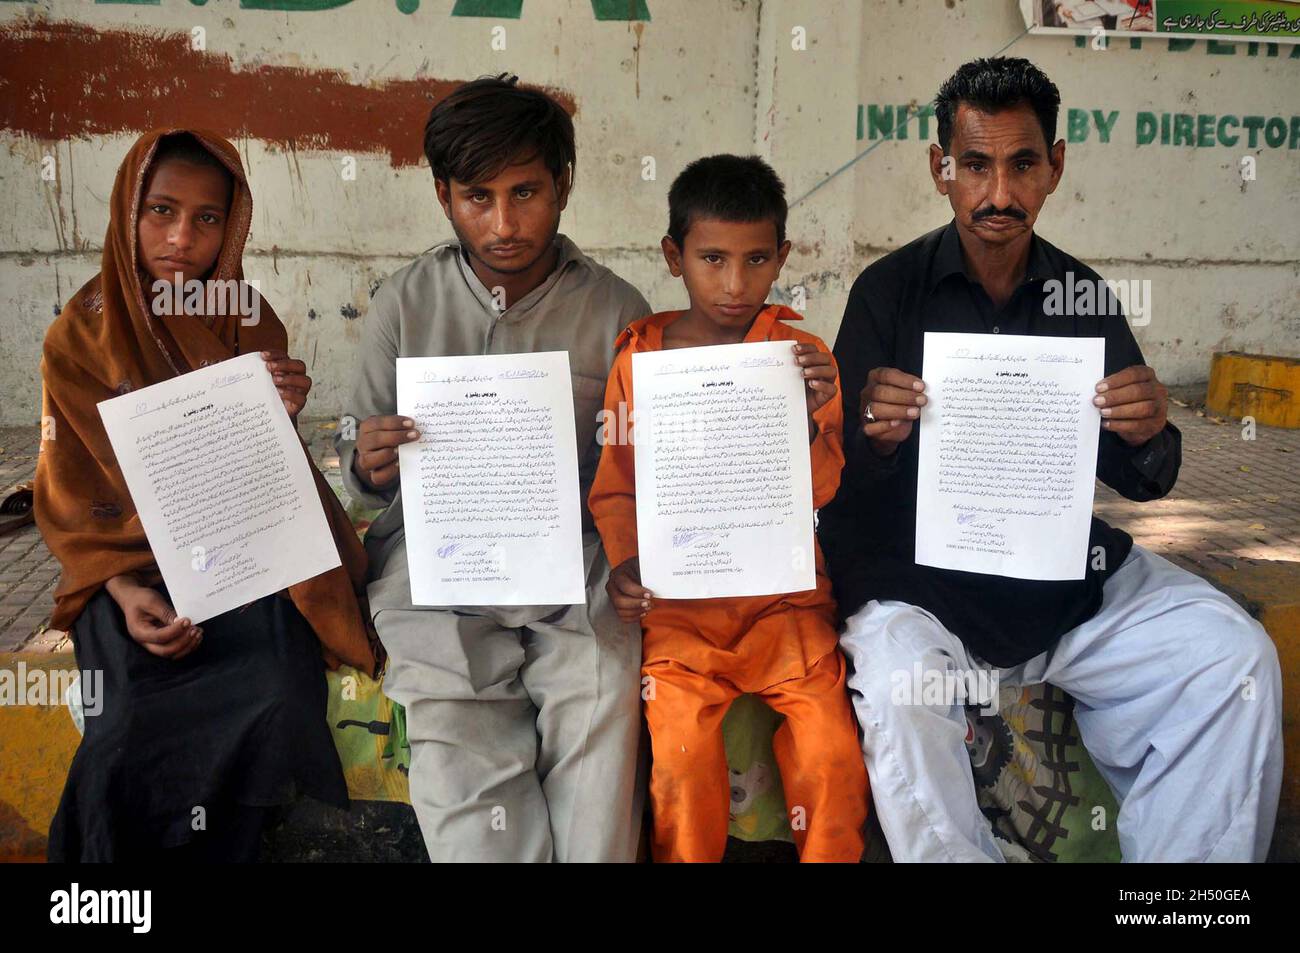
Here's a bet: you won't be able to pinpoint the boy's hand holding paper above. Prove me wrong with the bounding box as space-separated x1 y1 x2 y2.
631 339 817 600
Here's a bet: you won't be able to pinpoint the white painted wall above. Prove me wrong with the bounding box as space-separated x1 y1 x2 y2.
1 0 1296 425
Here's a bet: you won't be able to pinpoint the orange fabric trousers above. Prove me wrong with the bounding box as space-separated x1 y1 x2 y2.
642 603 869 863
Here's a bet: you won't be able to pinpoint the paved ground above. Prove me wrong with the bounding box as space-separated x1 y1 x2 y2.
2 402 1298 652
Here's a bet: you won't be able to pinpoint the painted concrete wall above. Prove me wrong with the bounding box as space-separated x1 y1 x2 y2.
0 0 1296 426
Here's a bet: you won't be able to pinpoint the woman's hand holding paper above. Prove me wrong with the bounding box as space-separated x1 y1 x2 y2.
261 349 312 424
105 574 204 660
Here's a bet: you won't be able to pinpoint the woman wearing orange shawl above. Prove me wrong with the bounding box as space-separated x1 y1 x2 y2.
36 128 377 862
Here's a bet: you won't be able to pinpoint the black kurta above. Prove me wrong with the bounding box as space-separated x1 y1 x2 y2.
820 221 1181 667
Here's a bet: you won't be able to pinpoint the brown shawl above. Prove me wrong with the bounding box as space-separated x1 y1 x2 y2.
34 127 376 675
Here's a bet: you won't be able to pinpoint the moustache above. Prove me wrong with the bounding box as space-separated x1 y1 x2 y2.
973 205 1027 222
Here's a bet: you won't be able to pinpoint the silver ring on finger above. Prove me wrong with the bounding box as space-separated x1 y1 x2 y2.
864 401 875 423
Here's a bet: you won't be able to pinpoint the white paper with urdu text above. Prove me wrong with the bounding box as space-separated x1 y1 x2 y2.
396 351 586 606
915 331 1105 581
632 340 816 599
96 351 342 623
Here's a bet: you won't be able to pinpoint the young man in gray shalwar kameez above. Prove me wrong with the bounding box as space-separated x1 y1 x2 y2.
336 76 650 862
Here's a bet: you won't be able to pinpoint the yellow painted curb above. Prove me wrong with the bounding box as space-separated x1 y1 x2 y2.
1206 351 1300 429
0 656 409 861
1207 560 1300 820
0 653 80 861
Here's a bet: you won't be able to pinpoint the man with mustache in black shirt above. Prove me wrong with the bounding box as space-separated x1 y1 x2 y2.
822 57 1282 862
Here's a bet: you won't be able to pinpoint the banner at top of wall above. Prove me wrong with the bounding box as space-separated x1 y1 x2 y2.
1020 0 1300 45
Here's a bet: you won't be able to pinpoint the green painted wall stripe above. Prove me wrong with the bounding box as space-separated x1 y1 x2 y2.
239 0 355 10
591 0 649 20
450 0 522 16
451 0 649 19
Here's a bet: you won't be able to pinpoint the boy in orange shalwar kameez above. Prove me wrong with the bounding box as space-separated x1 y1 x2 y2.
589 155 869 862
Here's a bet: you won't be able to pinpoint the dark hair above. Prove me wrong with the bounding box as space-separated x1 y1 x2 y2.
152 132 233 184
666 154 787 249
423 73 575 189
934 57 1061 153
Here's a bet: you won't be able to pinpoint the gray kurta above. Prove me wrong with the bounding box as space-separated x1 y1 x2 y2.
336 235 651 862
338 234 647 621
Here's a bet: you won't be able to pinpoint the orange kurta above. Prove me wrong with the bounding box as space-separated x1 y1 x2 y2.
589 304 869 862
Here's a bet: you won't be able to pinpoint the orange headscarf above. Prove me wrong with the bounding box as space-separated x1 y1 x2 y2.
34 127 377 675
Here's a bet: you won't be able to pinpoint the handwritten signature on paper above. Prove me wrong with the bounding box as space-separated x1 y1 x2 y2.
195 544 234 573
672 530 719 548
213 371 255 388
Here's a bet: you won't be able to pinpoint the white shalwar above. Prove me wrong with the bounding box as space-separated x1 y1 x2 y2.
839 545 1283 863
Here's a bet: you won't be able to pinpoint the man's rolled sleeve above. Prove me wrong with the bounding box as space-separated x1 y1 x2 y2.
844 425 904 480
1098 422 1181 502
1095 303 1182 502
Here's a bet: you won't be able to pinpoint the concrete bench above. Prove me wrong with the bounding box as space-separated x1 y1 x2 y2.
2 550 1294 861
